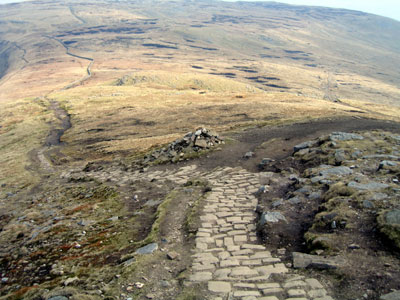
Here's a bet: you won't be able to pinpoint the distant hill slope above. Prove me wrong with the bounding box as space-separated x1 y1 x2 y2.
0 0 399 104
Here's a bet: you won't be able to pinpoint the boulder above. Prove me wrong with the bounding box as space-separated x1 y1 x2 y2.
380 291 400 300
378 160 398 171
378 209 400 249
292 252 344 269
194 139 208 148
329 132 364 141
320 166 353 176
259 212 287 225
293 140 318 153
348 181 389 191
244 151 255 159
135 243 158 255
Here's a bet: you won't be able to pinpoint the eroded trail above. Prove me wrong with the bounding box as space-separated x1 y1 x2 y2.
30 100 71 174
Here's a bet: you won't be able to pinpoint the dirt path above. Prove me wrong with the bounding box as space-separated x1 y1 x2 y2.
195 116 400 173
45 35 94 90
29 100 71 174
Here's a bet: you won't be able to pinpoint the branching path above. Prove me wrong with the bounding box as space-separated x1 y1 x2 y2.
45 35 94 90
30 36 94 174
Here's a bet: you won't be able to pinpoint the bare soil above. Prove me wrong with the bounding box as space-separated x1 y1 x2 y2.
2 116 400 300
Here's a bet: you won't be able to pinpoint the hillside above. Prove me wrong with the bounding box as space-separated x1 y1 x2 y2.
0 0 399 104
1 1 400 300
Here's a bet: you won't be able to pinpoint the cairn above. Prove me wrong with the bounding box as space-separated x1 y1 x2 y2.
144 127 224 164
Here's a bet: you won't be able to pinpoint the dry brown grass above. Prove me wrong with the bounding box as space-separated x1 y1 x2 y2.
0 97 52 189
47 71 400 162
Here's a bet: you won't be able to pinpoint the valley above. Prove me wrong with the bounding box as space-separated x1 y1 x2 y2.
0 0 400 299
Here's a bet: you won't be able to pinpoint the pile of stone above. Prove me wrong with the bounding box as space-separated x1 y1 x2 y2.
144 127 223 164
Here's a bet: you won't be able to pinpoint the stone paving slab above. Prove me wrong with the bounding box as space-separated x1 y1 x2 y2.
75 163 336 300
185 166 335 300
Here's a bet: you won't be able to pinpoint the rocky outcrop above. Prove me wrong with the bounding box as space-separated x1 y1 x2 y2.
144 128 223 164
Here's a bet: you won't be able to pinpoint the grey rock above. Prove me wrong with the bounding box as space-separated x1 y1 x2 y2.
144 199 162 207
363 154 399 160
260 212 287 225
363 200 375 209
294 140 317 153
330 132 364 141
378 160 398 170
194 139 208 148
348 181 389 191
292 252 344 269
1 278 8 283
107 216 119 222
296 186 312 195
370 193 388 201
297 148 310 156
385 210 400 225
320 166 353 176
135 243 158 255
272 199 284 208
311 176 326 184
308 191 322 200
380 291 400 300
122 258 135 267
244 151 255 159
288 196 301 205
77 220 93 226
335 149 346 163
351 150 363 159
48 297 69 300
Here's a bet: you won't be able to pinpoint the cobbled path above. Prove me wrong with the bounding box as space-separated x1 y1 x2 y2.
63 164 335 300
187 166 335 300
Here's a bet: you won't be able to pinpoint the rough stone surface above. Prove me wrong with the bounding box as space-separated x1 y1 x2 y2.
259 212 287 225
184 166 335 299
380 291 400 300
294 141 317 153
135 243 158 254
208 281 231 293
329 132 364 141
348 181 389 191
292 252 343 269
320 166 353 176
